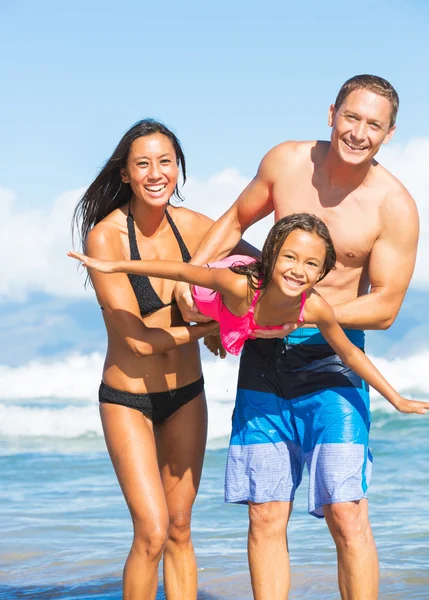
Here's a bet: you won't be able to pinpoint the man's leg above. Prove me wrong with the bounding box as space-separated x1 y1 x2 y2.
324 499 378 600
278 329 376 598
248 500 293 600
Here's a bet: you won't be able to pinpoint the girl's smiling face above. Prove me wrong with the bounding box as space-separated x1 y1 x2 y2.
270 229 327 297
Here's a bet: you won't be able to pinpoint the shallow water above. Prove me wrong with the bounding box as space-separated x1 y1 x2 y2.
1 404 428 599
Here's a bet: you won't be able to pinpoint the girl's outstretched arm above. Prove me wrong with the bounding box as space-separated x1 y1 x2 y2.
69 231 219 357
67 251 244 299
309 295 429 415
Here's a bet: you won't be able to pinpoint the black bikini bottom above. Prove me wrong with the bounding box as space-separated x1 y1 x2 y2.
99 376 204 425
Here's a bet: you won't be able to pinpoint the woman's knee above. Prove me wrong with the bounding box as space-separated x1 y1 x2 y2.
132 514 169 561
168 510 192 546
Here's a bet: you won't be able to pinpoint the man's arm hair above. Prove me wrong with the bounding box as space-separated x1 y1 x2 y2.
333 187 419 330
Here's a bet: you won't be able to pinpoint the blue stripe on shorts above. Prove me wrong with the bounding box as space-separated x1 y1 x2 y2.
285 327 365 347
225 329 372 518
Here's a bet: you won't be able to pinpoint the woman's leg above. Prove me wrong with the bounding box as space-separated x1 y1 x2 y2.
155 390 208 600
100 402 169 600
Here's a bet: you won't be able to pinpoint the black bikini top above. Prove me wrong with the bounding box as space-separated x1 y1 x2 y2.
126 207 191 317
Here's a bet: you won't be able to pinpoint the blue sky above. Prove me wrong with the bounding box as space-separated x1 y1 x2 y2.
1 0 429 369
2 0 429 205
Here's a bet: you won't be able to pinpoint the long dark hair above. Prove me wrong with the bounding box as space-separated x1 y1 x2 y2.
231 213 336 290
72 119 186 248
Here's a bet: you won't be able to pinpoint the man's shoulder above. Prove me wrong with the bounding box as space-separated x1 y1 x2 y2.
365 164 419 238
260 140 319 173
266 139 317 159
373 163 417 216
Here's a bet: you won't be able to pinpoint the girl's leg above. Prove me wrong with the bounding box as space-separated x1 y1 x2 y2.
155 391 208 600
100 402 169 600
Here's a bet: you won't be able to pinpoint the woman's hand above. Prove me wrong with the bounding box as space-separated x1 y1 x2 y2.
203 332 227 359
391 396 429 415
68 250 117 273
174 280 211 323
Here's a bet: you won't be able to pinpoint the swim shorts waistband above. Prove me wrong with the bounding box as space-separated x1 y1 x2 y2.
286 327 365 348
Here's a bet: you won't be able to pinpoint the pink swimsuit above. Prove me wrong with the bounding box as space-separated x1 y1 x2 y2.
192 255 307 356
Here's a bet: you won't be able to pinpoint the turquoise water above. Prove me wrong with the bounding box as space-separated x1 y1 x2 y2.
1 404 429 599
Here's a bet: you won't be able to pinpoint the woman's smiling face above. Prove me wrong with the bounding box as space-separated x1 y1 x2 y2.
121 133 179 207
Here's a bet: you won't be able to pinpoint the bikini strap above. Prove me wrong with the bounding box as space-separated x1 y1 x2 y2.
165 209 191 262
127 205 191 264
297 292 306 323
127 206 141 260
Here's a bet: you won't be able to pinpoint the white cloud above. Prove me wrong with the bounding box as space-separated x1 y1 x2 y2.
1 137 428 302
0 186 87 301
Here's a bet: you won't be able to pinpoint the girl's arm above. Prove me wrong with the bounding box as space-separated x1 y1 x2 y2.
74 230 218 357
310 296 429 415
68 250 245 300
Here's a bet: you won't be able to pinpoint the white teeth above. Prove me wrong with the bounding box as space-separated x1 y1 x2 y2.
285 277 302 287
145 184 167 193
345 141 367 151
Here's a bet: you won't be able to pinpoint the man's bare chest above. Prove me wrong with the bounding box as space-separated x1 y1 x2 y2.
273 184 380 268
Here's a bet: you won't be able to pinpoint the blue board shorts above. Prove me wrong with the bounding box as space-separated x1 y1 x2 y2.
225 328 372 518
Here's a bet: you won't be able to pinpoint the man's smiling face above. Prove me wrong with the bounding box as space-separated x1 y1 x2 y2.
328 89 396 166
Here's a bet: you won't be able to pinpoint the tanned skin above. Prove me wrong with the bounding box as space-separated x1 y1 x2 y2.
173 89 419 600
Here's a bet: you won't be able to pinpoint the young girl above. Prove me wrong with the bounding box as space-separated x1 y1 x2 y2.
69 213 428 415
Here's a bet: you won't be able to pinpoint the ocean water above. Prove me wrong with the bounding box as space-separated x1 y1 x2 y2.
1 353 429 599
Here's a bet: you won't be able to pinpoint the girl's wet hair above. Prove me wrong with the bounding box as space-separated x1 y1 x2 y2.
231 213 336 290
72 119 186 248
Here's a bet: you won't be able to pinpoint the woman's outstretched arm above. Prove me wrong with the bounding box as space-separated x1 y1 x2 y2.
68 250 245 298
309 295 429 415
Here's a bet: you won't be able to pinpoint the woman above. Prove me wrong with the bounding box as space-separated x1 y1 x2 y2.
72 119 221 600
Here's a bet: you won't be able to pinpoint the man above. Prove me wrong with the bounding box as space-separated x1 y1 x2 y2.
176 75 419 599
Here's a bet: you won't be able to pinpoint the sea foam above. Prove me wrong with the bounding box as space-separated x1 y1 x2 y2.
1 351 428 442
